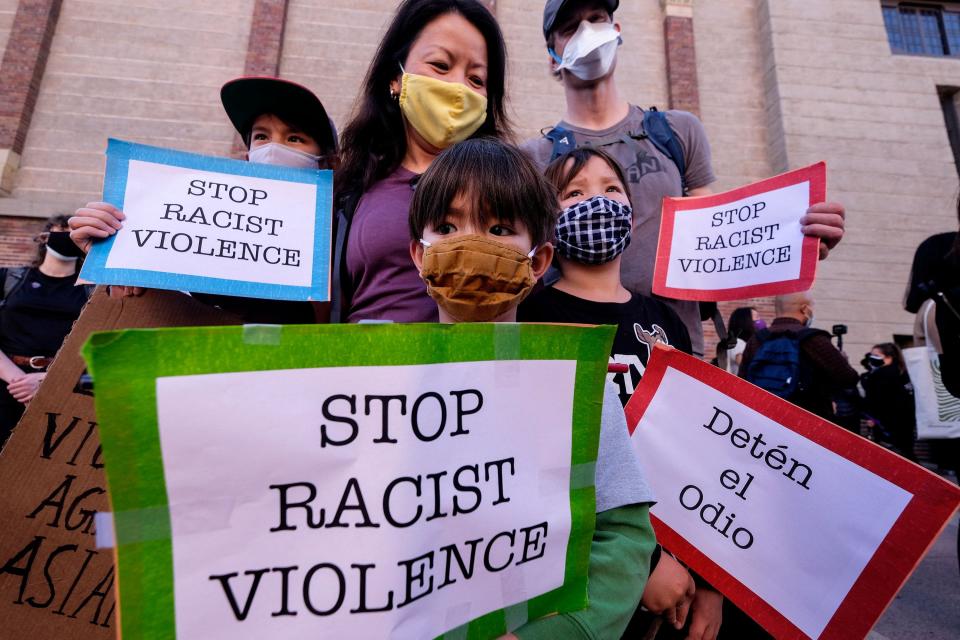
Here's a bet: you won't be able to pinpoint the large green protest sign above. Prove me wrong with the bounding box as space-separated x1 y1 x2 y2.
83 323 614 639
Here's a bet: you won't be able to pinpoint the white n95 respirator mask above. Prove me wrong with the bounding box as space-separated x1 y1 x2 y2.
551 21 621 81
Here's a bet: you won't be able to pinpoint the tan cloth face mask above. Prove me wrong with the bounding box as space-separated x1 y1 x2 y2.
419 234 537 322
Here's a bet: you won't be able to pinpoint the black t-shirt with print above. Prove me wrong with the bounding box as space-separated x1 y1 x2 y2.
519 286 692 406
0 267 89 356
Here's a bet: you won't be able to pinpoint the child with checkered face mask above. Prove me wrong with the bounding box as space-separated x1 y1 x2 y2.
521 147 692 409
520 146 703 636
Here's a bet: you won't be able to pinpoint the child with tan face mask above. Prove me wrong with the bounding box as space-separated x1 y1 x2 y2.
408 137 656 640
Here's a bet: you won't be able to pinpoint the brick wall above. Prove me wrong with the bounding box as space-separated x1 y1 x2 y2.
663 15 700 115
0 0 16 56
758 0 959 359
0 0 255 219
0 215 45 266
0 0 62 156
277 0 390 133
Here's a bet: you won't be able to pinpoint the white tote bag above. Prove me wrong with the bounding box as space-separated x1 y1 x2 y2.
903 304 960 439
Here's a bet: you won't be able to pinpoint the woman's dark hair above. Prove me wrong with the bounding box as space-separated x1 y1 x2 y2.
34 214 74 266
409 138 558 247
543 147 632 207
336 0 511 201
872 342 905 373
728 306 757 342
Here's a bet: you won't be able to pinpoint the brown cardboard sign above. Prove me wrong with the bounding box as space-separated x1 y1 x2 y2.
0 289 240 638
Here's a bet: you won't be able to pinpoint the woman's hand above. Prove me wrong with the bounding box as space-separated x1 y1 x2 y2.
69 202 125 253
7 372 46 404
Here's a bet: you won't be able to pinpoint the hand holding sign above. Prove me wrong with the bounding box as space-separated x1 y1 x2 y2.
79 139 333 301
626 345 960 640
653 163 825 301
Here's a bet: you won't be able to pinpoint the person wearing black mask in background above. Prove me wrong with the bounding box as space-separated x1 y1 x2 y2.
0 215 92 445
860 343 916 461
725 306 762 376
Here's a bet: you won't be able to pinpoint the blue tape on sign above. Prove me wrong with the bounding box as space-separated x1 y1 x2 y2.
79 138 333 302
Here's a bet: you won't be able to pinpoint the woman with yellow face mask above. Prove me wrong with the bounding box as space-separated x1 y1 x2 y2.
332 0 513 323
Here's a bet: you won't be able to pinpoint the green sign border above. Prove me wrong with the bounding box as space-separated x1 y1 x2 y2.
84 322 615 639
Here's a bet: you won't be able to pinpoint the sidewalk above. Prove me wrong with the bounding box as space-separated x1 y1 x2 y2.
870 491 959 639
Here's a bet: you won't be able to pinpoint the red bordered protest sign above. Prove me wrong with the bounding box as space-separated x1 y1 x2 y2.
652 163 825 301
625 345 960 640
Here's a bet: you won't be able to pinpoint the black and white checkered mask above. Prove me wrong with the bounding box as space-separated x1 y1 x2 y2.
554 195 633 265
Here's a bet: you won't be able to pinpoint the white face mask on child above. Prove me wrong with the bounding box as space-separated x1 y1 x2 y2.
248 142 320 169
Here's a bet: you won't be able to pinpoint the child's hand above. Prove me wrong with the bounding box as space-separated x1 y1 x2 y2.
69 202 125 253
684 586 723 640
108 285 147 298
641 553 696 629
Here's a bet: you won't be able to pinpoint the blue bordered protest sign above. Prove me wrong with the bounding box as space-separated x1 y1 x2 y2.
79 139 333 301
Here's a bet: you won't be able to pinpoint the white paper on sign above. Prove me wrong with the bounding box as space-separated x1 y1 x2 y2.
155 360 577 640
105 160 317 287
630 367 912 639
664 181 808 291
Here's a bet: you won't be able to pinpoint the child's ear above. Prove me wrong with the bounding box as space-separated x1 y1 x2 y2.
410 239 425 272
531 243 554 280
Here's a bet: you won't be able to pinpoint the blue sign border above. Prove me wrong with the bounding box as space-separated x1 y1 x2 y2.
79 138 333 301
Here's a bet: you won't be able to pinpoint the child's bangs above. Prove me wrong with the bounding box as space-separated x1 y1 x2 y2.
409 138 559 245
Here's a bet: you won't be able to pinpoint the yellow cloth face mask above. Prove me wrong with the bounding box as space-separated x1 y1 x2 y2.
399 71 489 150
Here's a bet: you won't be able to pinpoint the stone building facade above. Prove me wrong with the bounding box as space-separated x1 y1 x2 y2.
0 0 957 359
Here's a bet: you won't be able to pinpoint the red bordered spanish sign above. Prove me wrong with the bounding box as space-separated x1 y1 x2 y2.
652 163 825 301
625 345 960 640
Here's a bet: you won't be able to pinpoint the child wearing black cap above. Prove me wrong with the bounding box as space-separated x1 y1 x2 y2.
68 77 337 323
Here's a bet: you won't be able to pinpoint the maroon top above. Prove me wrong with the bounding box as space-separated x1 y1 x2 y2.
345 167 438 323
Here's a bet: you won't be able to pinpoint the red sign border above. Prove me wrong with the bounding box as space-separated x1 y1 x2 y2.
652 162 825 302
625 345 960 640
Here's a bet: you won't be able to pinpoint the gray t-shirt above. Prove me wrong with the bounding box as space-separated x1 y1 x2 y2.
596 381 654 511
521 106 716 356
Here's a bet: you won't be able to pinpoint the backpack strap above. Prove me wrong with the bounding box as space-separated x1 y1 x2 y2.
642 107 687 194
752 328 772 344
1 267 28 304
330 189 362 324
545 126 578 162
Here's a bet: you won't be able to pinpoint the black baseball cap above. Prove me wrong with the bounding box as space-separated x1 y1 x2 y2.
543 0 619 41
220 77 337 153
